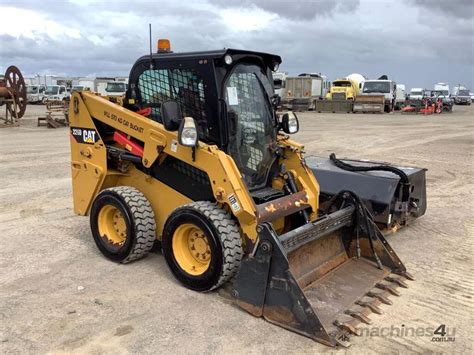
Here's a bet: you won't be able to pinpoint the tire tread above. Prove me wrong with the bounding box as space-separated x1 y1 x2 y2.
173 201 243 290
101 186 156 263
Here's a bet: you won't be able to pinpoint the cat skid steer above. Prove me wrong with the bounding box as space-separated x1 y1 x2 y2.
69 40 413 347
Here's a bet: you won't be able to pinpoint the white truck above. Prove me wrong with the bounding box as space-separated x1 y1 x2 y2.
408 88 424 100
104 81 127 97
26 85 46 104
44 85 70 102
395 84 406 109
359 78 397 112
272 71 287 99
434 83 450 97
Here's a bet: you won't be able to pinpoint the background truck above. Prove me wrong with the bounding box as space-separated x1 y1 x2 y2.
359 77 397 112
104 81 127 97
430 90 454 112
395 84 406 109
281 73 330 110
434 82 450 96
408 88 424 100
452 85 471 105
26 84 46 104
272 71 287 99
44 84 69 102
325 77 360 101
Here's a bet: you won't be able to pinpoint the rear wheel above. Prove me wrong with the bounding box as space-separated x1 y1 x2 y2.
162 201 243 292
90 186 156 263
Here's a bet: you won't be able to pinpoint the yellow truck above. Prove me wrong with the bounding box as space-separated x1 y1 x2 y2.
325 78 360 100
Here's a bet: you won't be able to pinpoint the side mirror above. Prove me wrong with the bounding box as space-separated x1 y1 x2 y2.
161 101 182 131
178 117 198 147
281 111 299 134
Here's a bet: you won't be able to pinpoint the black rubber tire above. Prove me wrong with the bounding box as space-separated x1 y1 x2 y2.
90 186 156 263
162 201 243 292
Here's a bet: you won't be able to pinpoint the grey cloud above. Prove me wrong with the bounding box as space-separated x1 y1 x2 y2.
1 0 472 90
410 0 474 19
210 0 360 19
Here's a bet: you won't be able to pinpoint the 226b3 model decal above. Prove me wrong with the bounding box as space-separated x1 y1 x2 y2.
70 127 99 144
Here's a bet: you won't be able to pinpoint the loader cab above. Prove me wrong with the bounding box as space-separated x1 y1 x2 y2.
126 48 283 190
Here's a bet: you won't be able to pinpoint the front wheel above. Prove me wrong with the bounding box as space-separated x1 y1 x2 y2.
162 201 243 292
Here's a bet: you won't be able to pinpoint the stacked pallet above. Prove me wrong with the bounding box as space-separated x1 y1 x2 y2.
38 101 68 128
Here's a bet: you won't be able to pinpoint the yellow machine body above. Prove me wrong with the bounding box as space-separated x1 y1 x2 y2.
69 91 319 243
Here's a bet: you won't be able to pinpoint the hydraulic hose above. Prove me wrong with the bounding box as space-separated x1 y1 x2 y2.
329 153 411 202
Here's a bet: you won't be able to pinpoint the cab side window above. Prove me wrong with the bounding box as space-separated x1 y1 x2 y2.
138 68 208 137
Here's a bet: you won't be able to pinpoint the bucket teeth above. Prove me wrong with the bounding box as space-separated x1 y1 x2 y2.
345 310 372 325
334 320 360 336
401 271 415 281
376 282 401 296
355 299 383 315
334 332 352 348
385 275 408 288
367 291 393 305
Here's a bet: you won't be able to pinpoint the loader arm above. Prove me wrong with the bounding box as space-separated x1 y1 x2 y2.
69 91 319 241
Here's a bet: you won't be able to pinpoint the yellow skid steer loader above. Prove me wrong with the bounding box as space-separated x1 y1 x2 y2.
69 40 412 347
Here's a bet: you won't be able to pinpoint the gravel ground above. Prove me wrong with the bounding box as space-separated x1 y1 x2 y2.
1 104 472 354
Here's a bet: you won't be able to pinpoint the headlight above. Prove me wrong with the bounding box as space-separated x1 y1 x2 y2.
178 117 198 147
272 62 279 72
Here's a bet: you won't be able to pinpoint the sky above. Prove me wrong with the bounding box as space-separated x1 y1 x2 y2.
0 0 473 90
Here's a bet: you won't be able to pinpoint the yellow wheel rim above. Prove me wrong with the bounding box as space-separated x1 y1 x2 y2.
172 223 211 276
98 205 127 246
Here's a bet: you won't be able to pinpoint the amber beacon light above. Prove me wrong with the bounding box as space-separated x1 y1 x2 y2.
157 39 171 53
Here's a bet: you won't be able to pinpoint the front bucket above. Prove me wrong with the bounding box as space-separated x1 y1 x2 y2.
232 204 413 347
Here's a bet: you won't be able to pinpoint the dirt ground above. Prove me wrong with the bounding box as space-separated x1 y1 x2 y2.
1 104 473 354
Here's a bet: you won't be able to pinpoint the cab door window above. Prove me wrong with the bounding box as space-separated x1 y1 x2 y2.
138 68 208 137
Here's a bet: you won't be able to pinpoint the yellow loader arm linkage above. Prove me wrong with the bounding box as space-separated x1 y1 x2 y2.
69 91 318 242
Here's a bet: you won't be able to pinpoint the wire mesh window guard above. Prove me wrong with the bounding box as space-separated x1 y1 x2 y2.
138 69 208 137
